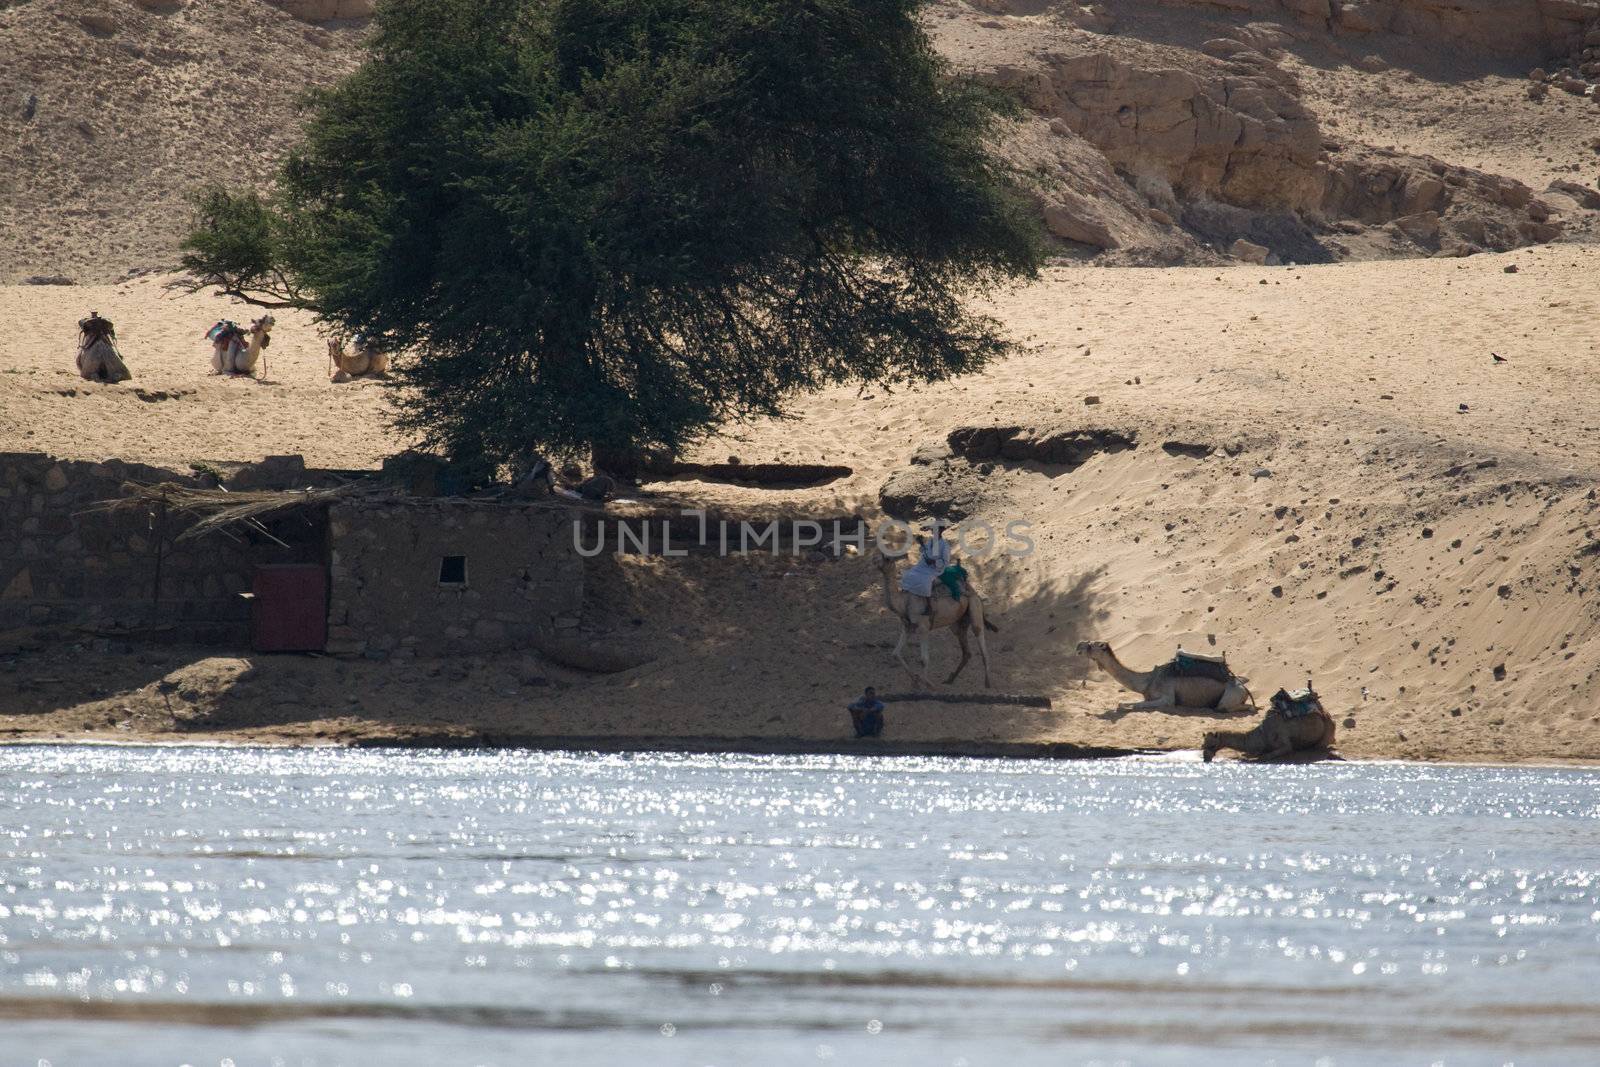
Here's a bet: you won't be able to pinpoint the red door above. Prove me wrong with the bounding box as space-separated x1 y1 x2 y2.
250 564 328 652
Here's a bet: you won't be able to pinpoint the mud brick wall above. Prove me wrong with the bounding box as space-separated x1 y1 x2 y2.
326 498 583 659
0 452 322 643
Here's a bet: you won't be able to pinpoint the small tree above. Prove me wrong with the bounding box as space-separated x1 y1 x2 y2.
182 0 1044 471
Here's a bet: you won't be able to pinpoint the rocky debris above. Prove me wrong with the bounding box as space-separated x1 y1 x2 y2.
1391 210 1441 246
880 424 1137 520
946 424 1136 466
1322 147 1572 255
1527 16 1600 101
1231 238 1271 264
265 0 375 21
78 11 117 36
1549 179 1600 210
21 274 74 286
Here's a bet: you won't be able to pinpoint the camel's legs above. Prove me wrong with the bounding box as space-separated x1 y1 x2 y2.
1261 743 1295 760
893 623 932 686
944 626 972 685
970 603 992 688
1117 697 1177 711
917 618 933 686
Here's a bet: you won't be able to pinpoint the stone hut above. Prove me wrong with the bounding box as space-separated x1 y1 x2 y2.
325 497 583 660
0 451 585 658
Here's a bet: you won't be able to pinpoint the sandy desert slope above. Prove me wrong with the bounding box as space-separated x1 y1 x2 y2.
3 242 1598 762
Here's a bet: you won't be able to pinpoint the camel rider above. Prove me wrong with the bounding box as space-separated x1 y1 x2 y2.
899 522 954 619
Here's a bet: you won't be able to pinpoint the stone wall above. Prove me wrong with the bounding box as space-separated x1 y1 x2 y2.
0 452 324 642
326 499 584 660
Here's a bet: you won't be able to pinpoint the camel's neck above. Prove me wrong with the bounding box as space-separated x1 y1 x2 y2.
248 334 265 355
1207 729 1261 754
879 565 905 618
1096 650 1152 693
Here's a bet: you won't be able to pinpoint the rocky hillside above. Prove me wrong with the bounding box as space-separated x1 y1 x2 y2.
940 0 1600 263
0 0 365 284
2 0 1598 281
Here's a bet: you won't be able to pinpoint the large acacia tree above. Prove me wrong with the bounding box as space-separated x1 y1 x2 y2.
183 0 1043 471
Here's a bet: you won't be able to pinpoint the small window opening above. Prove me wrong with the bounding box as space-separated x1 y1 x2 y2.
438 555 468 586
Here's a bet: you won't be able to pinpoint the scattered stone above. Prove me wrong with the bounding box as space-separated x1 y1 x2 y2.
79 12 117 35
1083 395 1101 406
1496 584 1512 598
21 274 74 286
1503 264 1519 273
1230 238 1270 264
1492 663 1507 681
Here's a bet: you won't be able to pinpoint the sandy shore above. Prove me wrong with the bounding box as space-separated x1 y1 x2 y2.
4 244 1599 763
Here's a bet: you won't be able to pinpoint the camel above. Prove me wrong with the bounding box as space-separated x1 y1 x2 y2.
327 334 389 382
76 312 130 382
208 320 246 375
1076 641 1254 713
237 314 273 376
1203 708 1336 762
873 550 995 687
208 316 272 376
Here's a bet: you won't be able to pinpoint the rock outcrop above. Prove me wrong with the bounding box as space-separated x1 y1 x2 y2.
957 2 1600 263
1133 0 1600 59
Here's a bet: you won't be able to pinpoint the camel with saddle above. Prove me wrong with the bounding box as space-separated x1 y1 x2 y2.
327 334 389 382
873 548 995 688
76 312 131 382
208 315 273 377
1077 641 1255 712
1203 683 1337 761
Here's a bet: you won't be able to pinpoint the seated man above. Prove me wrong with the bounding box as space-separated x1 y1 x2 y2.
847 687 886 738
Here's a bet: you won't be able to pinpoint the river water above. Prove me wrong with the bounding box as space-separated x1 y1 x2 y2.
1 746 1596 1066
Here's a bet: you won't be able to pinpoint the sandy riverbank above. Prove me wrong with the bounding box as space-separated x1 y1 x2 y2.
4 244 1600 763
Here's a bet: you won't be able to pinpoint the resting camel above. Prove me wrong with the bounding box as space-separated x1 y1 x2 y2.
236 314 273 376
1076 641 1254 712
208 315 272 376
327 335 389 382
873 550 995 687
1203 709 1336 762
76 312 130 382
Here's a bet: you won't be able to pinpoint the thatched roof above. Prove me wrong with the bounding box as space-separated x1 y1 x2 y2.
82 482 356 542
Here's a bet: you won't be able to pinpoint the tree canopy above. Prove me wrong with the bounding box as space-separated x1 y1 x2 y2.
183 0 1044 470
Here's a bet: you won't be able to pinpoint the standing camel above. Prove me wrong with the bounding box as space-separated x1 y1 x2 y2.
873 551 995 687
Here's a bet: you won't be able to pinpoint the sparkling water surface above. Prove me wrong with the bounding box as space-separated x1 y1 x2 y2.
1 745 1597 1066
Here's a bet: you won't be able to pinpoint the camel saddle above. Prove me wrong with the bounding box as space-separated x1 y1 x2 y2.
79 313 115 344
206 320 244 344
1168 648 1235 684
1270 684 1322 719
